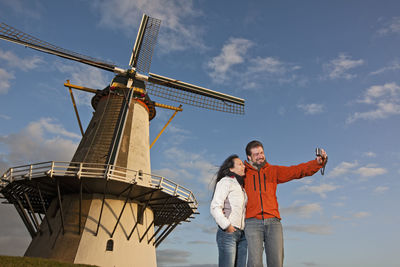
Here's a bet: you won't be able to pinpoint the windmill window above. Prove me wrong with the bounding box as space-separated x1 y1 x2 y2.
138 170 143 180
106 239 114 251
137 204 144 225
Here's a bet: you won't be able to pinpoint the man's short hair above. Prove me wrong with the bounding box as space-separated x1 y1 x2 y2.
246 140 264 156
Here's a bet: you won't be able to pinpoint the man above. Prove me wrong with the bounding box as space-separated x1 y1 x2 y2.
243 140 327 267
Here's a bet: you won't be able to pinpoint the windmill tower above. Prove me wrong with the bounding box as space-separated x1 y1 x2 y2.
0 15 245 267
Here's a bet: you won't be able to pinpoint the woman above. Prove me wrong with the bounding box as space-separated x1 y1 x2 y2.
210 155 248 267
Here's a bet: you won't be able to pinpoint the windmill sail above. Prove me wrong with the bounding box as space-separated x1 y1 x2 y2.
0 22 119 73
129 14 161 74
146 73 245 114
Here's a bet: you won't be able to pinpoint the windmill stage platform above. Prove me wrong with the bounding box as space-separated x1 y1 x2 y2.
1 161 197 242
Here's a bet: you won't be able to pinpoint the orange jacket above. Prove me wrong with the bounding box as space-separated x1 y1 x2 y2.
244 159 322 220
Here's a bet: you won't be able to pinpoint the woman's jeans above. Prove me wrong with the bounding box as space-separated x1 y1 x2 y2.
216 227 247 267
244 217 284 267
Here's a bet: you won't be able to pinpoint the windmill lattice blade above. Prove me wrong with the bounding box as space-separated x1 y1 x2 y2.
129 15 161 74
146 74 244 114
0 23 117 72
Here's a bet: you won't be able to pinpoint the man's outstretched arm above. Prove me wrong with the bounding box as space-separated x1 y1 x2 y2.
276 149 327 184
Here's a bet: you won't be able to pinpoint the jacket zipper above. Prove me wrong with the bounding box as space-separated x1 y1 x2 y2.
258 169 264 219
253 175 256 191
263 173 266 191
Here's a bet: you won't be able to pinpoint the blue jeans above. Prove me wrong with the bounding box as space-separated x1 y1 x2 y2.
244 217 284 267
216 227 247 267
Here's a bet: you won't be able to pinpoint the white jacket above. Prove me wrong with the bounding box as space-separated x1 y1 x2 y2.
210 176 247 230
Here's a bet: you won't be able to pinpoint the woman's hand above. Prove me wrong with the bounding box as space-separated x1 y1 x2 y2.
225 225 236 233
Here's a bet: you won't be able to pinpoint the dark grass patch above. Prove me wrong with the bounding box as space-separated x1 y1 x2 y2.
0 255 97 267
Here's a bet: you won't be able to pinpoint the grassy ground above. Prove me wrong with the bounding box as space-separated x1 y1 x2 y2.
0 255 97 267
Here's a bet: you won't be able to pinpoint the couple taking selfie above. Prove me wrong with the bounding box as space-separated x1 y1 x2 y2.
210 140 328 267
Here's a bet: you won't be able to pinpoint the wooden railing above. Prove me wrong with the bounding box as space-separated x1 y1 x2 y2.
1 161 198 207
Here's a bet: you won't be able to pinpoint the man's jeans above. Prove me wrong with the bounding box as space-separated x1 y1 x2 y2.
216 227 247 267
244 217 284 267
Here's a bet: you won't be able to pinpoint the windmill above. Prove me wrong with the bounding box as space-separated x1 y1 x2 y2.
0 14 245 267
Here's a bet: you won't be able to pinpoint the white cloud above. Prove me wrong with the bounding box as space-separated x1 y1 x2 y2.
297 103 324 115
353 211 371 218
208 38 254 82
285 224 332 235
151 110 192 146
247 56 287 75
92 0 204 53
162 129 191 146
374 186 389 194
0 49 43 94
359 82 400 104
192 222 217 235
0 0 43 19
0 205 31 256
280 201 322 218
155 167 194 182
151 121 212 188
328 161 359 177
332 215 346 220
0 68 14 94
333 211 371 220
153 147 217 188
247 56 302 77
56 62 110 89
207 38 305 87
0 118 79 165
299 183 339 198
0 114 11 120
347 82 400 123
246 57 305 87
156 249 191 265
328 161 387 179
299 177 314 185
377 16 400 35
55 62 111 105
354 165 387 177
370 60 400 75
347 102 400 123
0 155 9 174
332 202 345 207
0 49 43 71
34 117 81 139
323 53 364 80
363 152 376 158
164 124 190 135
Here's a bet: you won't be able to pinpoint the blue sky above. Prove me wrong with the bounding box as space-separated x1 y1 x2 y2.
0 0 399 266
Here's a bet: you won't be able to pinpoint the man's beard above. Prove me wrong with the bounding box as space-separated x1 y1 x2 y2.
253 160 267 169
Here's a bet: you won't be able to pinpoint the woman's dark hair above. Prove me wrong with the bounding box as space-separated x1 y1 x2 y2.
212 154 239 195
